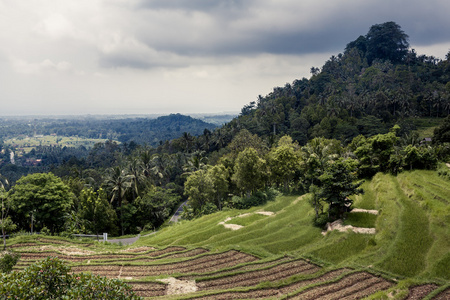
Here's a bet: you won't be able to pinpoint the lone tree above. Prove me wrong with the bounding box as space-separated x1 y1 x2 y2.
318 158 363 221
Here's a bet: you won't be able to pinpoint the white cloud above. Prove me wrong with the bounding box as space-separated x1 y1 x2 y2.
0 0 449 116
11 58 73 74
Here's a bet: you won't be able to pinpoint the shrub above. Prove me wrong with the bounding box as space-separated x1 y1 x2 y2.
231 189 279 209
0 256 140 299
313 213 330 228
0 251 20 273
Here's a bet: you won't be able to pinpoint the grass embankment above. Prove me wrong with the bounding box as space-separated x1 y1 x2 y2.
137 170 449 279
5 169 449 299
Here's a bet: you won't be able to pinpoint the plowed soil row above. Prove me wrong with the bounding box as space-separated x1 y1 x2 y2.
288 272 392 300
405 284 439 300
122 246 155 253
8 243 38 248
182 256 292 280
72 250 258 277
102 248 209 263
37 239 70 244
186 269 350 300
128 281 167 297
16 246 187 262
197 259 320 291
433 288 450 300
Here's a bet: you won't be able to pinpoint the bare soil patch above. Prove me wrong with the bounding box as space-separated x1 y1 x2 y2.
405 284 439 300
322 219 376 235
218 211 274 230
351 208 379 215
159 277 198 295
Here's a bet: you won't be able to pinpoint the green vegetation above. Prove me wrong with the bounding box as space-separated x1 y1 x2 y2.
137 170 449 282
0 257 139 299
1 169 448 299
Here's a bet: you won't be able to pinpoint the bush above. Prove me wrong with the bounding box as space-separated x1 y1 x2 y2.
231 189 279 209
437 164 450 180
40 226 51 236
0 257 140 299
313 213 330 229
0 251 20 273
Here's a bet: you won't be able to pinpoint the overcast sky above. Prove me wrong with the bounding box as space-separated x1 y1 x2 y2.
1 0 449 116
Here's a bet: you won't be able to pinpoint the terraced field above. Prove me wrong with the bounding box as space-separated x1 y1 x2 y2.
5 170 450 299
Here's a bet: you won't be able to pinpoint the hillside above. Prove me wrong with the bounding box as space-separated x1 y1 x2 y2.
0 113 217 146
6 169 450 299
213 22 450 147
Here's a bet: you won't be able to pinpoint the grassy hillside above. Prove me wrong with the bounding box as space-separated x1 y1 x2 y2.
139 170 449 280
5 169 450 299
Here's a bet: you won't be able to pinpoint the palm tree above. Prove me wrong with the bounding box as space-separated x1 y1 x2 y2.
126 157 145 199
181 132 193 152
182 151 208 177
149 154 170 186
104 166 134 236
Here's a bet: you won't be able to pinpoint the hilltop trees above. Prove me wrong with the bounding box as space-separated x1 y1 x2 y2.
365 21 409 64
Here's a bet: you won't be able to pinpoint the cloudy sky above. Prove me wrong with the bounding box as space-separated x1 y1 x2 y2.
1 0 449 116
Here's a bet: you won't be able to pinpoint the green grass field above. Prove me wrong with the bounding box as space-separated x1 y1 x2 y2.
5 169 450 299
4 135 111 152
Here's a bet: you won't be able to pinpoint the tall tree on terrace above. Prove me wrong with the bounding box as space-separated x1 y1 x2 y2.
104 166 134 236
232 148 268 197
318 158 363 220
268 136 301 192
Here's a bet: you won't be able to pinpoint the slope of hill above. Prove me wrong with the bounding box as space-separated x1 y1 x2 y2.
7 169 449 299
0 113 217 146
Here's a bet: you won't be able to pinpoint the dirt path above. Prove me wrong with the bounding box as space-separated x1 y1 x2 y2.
218 211 275 230
170 200 188 223
323 219 376 235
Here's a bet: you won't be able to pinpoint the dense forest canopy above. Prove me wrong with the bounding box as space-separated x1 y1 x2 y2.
1 22 449 237
0 114 217 145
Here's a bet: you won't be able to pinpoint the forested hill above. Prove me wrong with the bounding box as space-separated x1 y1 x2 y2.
222 21 449 145
102 114 217 145
0 113 217 146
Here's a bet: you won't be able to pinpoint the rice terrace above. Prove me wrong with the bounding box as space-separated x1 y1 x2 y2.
5 170 449 299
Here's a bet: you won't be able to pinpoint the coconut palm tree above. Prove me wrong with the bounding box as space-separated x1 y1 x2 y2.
104 166 134 236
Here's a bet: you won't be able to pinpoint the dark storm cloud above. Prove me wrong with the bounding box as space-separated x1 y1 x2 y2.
128 0 450 64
